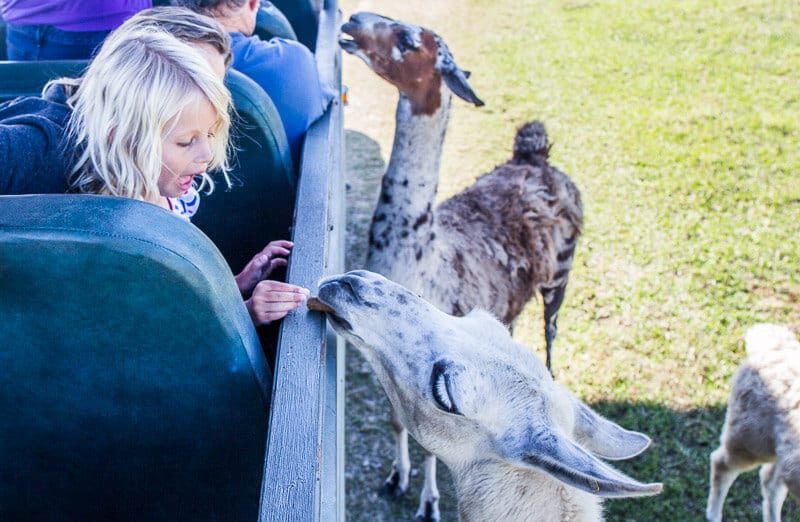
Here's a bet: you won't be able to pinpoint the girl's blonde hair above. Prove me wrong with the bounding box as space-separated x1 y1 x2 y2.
66 26 232 201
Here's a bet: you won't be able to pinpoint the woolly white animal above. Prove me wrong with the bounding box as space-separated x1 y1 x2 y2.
707 323 800 522
310 270 662 522
340 13 583 519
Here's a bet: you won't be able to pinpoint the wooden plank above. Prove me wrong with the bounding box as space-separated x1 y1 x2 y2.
259 0 344 520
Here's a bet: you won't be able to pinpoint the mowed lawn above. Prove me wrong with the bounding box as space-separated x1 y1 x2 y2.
340 0 800 520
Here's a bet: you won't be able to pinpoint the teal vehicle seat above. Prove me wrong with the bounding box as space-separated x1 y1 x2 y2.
0 194 272 521
0 59 88 103
256 0 297 41
270 0 318 51
192 69 295 274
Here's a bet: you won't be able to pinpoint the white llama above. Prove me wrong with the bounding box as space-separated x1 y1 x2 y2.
309 270 662 522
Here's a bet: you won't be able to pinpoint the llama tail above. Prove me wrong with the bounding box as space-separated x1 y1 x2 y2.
512 120 551 168
744 323 800 357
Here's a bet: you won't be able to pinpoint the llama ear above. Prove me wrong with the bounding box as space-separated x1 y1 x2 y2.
571 400 653 460
504 428 662 498
441 66 484 107
437 52 484 107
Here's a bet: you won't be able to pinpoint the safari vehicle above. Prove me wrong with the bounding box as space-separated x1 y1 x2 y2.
0 1 345 520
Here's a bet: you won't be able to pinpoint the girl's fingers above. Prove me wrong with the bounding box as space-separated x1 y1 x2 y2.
257 294 308 307
266 258 288 272
260 240 293 258
255 280 309 294
248 284 310 326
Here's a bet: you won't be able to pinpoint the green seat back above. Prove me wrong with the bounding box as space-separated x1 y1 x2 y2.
256 0 297 41
270 0 318 51
192 69 295 274
0 194 272 521
0 59 88 102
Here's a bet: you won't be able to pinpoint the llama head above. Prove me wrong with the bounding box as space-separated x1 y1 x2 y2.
340 12 484 112
315 270 662 498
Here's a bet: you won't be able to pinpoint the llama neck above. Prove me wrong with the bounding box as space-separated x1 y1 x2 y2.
386 90 450 189
453 461 603 522
367 90 450 268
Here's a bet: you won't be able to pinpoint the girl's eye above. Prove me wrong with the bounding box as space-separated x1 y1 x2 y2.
177 138 195 148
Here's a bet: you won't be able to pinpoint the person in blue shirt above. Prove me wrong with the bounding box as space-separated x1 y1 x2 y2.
171 0 333 169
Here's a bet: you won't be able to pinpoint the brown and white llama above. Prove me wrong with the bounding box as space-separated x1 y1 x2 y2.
340 12 584 520
309 270 662 522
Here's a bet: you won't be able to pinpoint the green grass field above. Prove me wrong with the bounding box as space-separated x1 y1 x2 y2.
341 0 800 520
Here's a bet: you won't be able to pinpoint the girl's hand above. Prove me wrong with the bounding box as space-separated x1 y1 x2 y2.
235 240 294 296
245 280 310 326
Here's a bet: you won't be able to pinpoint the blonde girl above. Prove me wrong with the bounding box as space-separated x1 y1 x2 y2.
62 18 307 325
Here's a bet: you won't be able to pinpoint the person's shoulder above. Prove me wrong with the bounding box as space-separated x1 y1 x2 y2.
0 93 70 125
230 32 315 68
0 93 73 195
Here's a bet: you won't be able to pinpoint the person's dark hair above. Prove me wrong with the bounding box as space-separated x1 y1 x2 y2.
126 6 234 67
170 0 248 16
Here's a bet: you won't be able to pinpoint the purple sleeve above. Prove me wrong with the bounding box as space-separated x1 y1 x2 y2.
0 0 150 31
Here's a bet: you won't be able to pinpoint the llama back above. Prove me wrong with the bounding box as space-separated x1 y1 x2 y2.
432 122 583 324
744 323 800 358
731 324 800 416
509 120 583 267
435 166 558 323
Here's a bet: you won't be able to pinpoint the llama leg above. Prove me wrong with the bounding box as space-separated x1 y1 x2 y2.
706 446 749 522
760 462 787 522
541 280 567 374
413 450 441 522
379 404 411 499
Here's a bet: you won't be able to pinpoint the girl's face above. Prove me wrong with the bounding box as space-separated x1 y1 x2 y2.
159 91 219 199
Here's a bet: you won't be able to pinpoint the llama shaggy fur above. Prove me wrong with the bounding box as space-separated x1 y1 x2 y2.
707 323 800 522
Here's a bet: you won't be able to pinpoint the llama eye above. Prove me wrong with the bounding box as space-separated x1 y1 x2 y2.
431 361 461 415
396 31 416 53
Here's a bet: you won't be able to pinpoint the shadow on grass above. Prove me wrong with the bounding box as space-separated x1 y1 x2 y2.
592 401 796 522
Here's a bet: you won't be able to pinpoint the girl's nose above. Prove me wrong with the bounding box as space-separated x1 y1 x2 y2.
196 136 214 164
